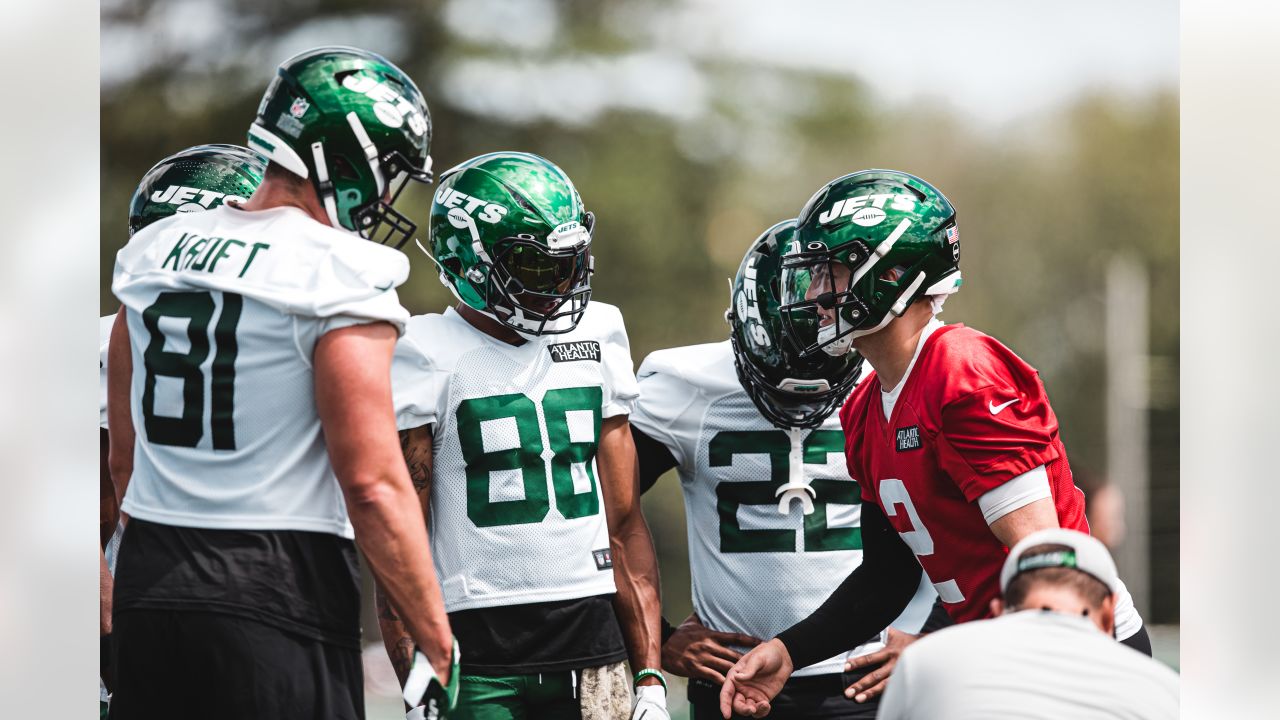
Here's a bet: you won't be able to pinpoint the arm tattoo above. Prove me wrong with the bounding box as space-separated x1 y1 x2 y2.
400 429 433 494
391 636 416 684
376 585 416 686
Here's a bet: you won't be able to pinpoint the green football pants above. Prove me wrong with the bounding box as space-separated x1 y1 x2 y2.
452 671 581 720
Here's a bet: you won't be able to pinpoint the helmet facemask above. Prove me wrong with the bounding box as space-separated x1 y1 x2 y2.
728 220 864 430
443 205 595 337
315 113 433 250
490 232 593 336
729 326 857 429
780 234 938 357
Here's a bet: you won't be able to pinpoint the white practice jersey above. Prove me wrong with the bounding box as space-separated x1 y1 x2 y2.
392 303 639 611
112 204 410 538
630 341 936 677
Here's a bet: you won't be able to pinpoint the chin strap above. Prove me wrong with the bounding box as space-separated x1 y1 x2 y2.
446 207 491 265
311 141 345 231
776 426 816 515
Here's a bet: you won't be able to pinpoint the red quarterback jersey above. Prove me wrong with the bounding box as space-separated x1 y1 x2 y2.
840 324 1087 623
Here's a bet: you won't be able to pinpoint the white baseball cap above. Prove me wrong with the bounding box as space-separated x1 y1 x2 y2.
1000 528 1120 595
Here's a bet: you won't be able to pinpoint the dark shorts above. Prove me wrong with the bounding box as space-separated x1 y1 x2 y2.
108 609 364 720
687 668 880 720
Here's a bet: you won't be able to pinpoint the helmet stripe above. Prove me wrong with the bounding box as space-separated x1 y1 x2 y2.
850 217 913 288
345 111 385 196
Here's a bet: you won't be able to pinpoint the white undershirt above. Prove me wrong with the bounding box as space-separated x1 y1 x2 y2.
977 465 1052 525
880 317 945 420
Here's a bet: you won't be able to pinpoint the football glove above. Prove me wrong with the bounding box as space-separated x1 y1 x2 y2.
403 637 460 720
632 684 669 720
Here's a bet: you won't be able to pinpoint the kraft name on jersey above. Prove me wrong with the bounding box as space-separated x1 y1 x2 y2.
548 341 601 363
896 425 922 451
161 232 272 278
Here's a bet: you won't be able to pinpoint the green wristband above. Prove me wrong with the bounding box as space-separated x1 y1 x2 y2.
633 668 666 690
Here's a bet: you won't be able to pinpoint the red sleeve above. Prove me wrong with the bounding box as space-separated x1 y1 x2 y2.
936 376 1061 502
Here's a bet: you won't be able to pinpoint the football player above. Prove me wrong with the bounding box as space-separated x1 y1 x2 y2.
720 170 1148 718
378 152 666 720
629 220 936 720
99 143 266 718
107 47 456 719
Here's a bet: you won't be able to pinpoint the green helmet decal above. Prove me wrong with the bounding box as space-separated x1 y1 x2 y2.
248 45 433 248
128 144 265 236
727 220 864 428
427 152 594 337
780 169 963 357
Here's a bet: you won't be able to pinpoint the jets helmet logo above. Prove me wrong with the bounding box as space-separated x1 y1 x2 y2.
736 256 770 348
341 73 428 136
149 185 248 212
435 186 508 224
819 192 916 226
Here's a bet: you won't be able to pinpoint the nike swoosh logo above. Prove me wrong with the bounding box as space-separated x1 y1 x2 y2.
374 282 393 292
989 398 1017 414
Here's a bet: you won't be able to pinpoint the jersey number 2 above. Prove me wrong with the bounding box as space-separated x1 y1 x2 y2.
878 479 965 603
141 291 241 449
457 387 602 528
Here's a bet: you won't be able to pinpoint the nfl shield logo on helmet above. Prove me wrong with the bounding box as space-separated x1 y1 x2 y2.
289 97 310 118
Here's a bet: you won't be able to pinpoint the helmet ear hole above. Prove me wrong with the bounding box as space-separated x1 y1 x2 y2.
880 265 907 283
330 154 360 181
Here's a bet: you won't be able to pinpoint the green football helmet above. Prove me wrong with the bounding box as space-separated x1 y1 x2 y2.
727 220 864 429
128 144 266 236
780 169 963 357
248 46 433 249
427 152 594 337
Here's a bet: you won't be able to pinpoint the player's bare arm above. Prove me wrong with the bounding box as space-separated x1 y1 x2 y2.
100 429 118 548
400 424 435 501
375 580 419 696
988 495 1061 548
631 425 765 685
599 414 665 686
100 548 112 636
106 307 134 508
315 323 453 680
376 424 436 689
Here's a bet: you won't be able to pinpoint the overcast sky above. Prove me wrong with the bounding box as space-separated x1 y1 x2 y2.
640 0 1178 124
100 0 1178 127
